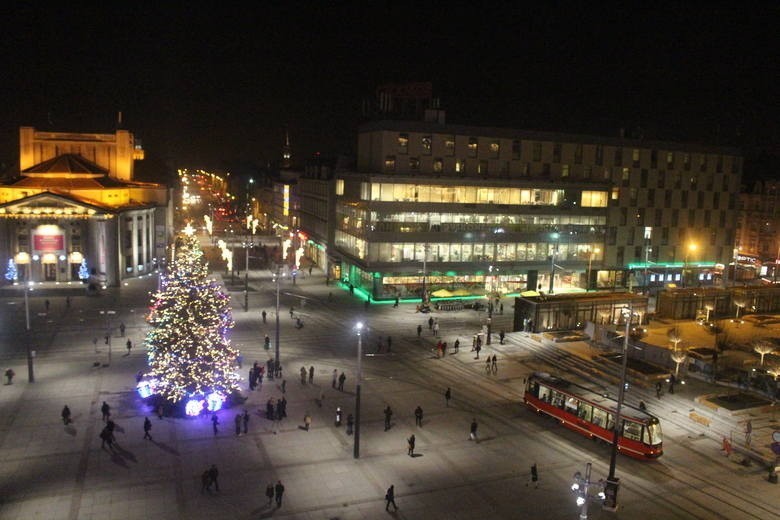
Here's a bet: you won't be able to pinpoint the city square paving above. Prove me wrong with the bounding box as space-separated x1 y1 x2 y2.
0 269 779 519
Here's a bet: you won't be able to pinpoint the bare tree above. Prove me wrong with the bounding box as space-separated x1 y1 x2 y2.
670 348 687 376
667 327 683 350
752 339 776 366
733 297 747 320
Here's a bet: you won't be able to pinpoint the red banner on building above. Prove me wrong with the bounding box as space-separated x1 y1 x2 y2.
33 234 64 252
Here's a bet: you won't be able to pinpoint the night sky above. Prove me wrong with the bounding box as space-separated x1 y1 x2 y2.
1 3 778 179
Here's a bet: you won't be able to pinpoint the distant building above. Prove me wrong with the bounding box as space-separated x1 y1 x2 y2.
735 179 780 281
316 118 741 300
0 126 172 287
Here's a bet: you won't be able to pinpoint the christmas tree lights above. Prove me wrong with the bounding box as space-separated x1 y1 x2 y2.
78 259 90 280
143 229 239 412
5 259 18 281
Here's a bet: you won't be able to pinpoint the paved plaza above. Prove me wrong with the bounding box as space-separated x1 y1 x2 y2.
1 268 779 519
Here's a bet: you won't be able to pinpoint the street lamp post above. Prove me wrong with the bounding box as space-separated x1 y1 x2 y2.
23 283 35 383
100 310 116 366
421 243 430 305
549 232 560 294
273 269 282 375
587 247 600 292
354 322 364 459
683 243 697 288
571 462 606 519
604 304 634 511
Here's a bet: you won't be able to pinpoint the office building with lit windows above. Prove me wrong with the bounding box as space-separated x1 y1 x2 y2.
327 119 742 300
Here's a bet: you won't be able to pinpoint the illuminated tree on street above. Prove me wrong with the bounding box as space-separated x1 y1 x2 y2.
143 225 239 413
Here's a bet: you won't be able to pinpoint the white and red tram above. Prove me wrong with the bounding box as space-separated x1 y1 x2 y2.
524 372 663 459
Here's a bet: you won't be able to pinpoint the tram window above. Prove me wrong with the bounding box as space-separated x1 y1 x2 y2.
565 397 578 414
592 408 608 428
578 403 593 422
647 422 663 445
642 426 650 445
605 414 616 431
551 391 565 409
538 385 551 402
623 421 642 441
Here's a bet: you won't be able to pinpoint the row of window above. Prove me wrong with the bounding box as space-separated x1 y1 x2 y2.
362 183 608 208
369 212 606 227
393 132 740 174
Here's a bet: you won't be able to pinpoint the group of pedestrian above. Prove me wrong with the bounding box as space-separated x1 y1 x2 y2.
266 358 282 380
435 340 449 358
201 464 220 493
264 480 285 507
234 410 250 436
331 370 346 391
249 361 265 390
100 419 117 450
426 316 440 336
299 365 314 384
484 354 498 374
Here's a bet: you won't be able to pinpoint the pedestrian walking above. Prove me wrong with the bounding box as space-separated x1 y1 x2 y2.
385 485 398 512
407 434 416 456
100 426 115 450
265 483 274 505
469 418 478 441
266 398 275 420
332 369 338 388
338 372 346 391
384 405 393 431
211 413 219 435
475 343 482 360
243 410 249 434
491 354 498 373
428 316 434 329
417 324 422 337
300 366 307 384
264 335 270 350
274 480 285 507
394 296 399 307
143 417 153 440
414 405 423 427
655 381 663 399
276 400 284 422
157 403 164 420
304 412 312 431
309 365 314 383
119 322 126 337
5 368 15 385
668 373 676 394
261 310 267 323
454 339 460 353
500 302 504 314
499 330 505 344
289 306 294 318
208 464 220 492
126 339 132 355
45 299 50 312
61 405 72 425
433 321 440 337
445 387 451 407
234 413 242 436
101 401 111 421
745 419 753 447
528 463 539 488
485 357 492 374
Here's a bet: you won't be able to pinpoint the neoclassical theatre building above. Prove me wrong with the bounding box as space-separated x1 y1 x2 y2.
0 127 172 287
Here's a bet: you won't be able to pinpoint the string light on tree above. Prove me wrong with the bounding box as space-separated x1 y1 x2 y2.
78 259 90 280
141 229 240 414
5 259 18 281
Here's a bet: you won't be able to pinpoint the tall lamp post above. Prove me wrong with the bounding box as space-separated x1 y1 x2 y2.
354 322 364 459
682 243 697 288
587 247 600 292
549 232 560 294
571 462 606 519
421 243 430 306
23 283 35 382
604 304 634 510
273 269 283 375
99 309 116 366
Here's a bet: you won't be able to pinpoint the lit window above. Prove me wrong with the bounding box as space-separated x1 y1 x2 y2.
398 133 409 154
336 179 344 195
384 155 396 171
468 138 478 158
445 136 455 156
490 141 500 158
421 135 432 155
562 165 570 177
433 158 443 173
409 157 420 170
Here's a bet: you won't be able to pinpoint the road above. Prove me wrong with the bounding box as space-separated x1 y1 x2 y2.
0 267 778 519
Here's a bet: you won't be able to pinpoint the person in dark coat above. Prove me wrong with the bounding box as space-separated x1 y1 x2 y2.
143 417 153 440
385 485 398 511
274 480 285 507
242 410 249 434
407 434 416 456
101 401 111 421
211 413 219 435
62 405 72 424
384 406 393 431
414 406 423 427
208 464 220 492
338 372 346 391
265 483 274 505
470 418 478 441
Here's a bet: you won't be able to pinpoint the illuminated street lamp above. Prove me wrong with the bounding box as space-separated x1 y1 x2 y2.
354 322 364 459
682 243 697 288
571 462 606 519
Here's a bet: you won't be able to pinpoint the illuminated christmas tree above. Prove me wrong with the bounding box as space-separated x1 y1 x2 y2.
78 259 90 280
5 259 18 281
143 225 239 414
